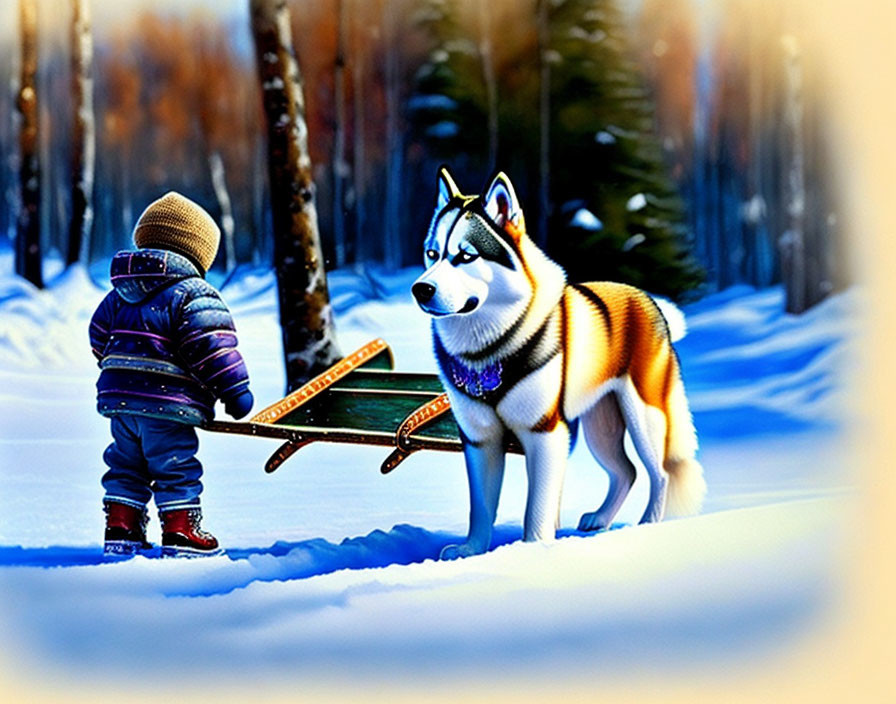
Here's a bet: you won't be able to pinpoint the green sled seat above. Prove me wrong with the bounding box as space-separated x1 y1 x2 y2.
202 339 522 474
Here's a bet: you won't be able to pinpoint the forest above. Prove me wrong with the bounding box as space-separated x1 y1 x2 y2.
0 0 847 312
0 3 872 688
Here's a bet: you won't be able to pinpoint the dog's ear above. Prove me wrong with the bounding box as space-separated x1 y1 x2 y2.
436 165 461 211
483 171 522 233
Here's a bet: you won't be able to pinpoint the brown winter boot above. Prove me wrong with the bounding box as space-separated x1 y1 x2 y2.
104 501 152 556
159 507 222 557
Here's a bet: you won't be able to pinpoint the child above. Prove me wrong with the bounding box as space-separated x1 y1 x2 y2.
89 192 253 557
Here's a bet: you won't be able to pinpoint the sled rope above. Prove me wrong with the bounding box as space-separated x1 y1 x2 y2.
250 338 390 425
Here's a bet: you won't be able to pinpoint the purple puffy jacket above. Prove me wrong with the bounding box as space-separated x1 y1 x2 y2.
89 249 251 425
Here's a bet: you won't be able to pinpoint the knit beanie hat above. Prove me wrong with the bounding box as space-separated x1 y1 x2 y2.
133 192 220 273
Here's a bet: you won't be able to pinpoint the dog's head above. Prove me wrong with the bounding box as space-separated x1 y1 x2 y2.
412 167 530 318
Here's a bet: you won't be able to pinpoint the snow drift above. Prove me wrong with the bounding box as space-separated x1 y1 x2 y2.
0 250 860 693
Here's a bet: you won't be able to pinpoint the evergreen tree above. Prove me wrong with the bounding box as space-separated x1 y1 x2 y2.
547 0 702 297
408 0 494 185
410 0 702 300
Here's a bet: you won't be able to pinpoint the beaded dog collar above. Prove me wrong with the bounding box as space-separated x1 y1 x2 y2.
446 357 503 399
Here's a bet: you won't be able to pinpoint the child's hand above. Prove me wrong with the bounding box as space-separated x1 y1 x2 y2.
225 389 254 420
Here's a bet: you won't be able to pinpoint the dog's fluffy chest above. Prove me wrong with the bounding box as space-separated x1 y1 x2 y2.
438 354 565 441
433 306 564 436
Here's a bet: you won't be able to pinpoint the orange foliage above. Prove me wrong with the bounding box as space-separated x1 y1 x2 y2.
102 38 141 150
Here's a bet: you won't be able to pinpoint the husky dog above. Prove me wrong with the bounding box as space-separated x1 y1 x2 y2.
412 167 705 559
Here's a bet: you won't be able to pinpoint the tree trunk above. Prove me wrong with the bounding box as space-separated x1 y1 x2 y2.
16 0 42 287
251 131 267 265
779 35 806 314
67 0 95 267
383 0 403 270
208 151 236 272
351 0 368 269
332 0 347 268
692 55 710 281
536 0 550 249
746 28 763 287
478 0 498 170
121 152 132 243
0 40 12 243
250 0 341 391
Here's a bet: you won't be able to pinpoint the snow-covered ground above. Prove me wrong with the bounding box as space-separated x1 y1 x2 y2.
0 249 863 698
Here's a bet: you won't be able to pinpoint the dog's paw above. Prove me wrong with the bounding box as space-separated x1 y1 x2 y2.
439 542 484 560
577 511 612 532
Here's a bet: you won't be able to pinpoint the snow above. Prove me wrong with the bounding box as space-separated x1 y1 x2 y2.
568 26 607 43
741 194 767 224
406 94 459 112
0 248 862 695
569 207 603 231
626 192 648 211
426 120 460 138
622 232 646 251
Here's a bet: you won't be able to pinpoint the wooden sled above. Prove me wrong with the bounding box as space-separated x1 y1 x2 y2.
203 339 522 475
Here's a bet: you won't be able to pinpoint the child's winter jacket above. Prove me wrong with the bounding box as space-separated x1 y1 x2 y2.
89 248 251 425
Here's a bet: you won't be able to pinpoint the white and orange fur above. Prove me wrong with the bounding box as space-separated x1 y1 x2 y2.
412 167 705 559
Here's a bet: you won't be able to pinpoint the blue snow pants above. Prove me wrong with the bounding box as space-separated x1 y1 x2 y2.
102 415 204 511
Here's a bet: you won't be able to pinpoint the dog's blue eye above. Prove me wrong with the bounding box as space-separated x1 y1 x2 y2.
456 249 478 264
426 249 439 261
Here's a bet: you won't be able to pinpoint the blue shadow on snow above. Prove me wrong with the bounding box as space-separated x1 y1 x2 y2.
0 522 624 576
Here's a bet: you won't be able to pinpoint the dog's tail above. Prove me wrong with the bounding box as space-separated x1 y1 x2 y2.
652 296 687 343
663 374 706 518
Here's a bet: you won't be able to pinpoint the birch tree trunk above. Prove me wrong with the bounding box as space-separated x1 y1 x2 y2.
250 0 341 391
67 0 95 267
16 0 42 287
536 0 551 249
209 151 236 272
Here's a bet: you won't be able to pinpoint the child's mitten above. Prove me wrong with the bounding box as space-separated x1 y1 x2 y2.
225 389 254 420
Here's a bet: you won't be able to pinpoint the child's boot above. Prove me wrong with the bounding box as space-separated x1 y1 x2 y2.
104 501 152 555
160 507 222 557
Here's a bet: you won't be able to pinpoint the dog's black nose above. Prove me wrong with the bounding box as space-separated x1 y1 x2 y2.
412 282 436 304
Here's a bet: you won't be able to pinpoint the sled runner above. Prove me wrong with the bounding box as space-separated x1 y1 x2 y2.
203 339 522 474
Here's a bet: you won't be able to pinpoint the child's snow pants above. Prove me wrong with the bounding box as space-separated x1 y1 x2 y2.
102 415 204 511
